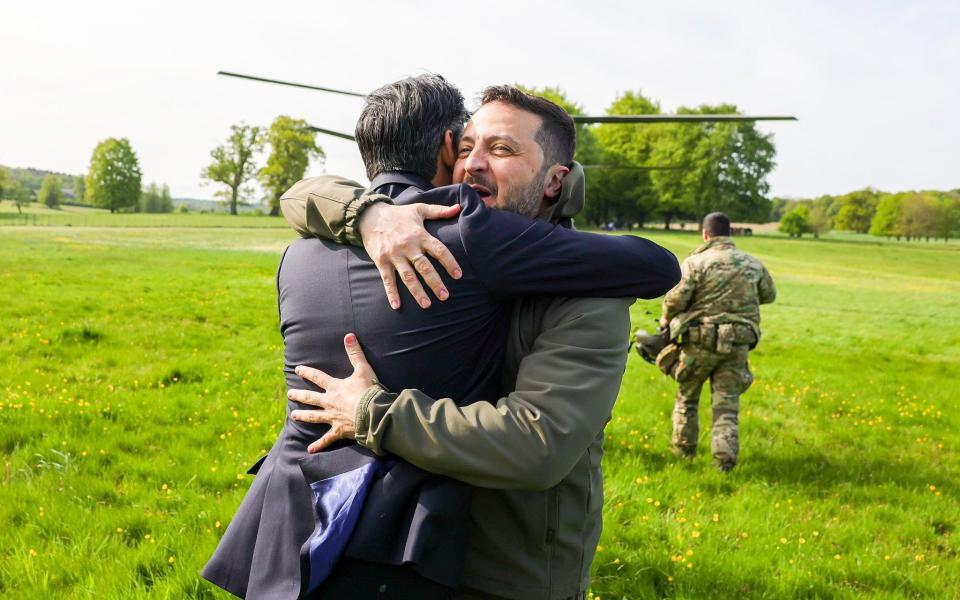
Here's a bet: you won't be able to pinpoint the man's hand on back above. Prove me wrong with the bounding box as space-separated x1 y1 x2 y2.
359 202 463 310
288 333 381 452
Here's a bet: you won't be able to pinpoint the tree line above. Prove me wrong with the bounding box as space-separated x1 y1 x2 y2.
204 87 777 224
4 87 776 223
521 86 777 229
0 114 324 217
775 188 960 241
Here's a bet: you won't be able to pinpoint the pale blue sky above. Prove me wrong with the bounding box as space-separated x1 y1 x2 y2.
1 0 957 200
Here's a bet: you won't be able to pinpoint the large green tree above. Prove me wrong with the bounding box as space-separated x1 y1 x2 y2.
833 189 879 233
898 193 939 241
869 194 903 238
202 123 263 215
260 116 323 216
779 205 811 237
38 174 63 208
85 138 143 213
650 104 776 228
589 91 664 227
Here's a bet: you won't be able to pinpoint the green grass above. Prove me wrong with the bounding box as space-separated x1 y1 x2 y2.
0 225 958 599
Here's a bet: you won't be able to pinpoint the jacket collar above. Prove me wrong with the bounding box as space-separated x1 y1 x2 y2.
370 171 433 194
691 235 735 255
537 161 584 225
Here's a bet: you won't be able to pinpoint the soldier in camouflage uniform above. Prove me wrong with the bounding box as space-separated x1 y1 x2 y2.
660 212 776 471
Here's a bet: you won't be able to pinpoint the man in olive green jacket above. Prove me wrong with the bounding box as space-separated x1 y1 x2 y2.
283 87 677 599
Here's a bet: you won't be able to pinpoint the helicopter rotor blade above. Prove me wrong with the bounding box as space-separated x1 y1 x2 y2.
581 164 687 170
307 125 357 142
217 71 366 98
572 114 797 124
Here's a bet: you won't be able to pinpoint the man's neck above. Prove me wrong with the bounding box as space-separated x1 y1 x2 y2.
430 166 453 188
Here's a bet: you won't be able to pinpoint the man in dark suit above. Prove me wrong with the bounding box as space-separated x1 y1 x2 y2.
202 75 680 599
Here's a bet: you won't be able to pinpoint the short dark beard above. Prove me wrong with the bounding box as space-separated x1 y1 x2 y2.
501 174 546 218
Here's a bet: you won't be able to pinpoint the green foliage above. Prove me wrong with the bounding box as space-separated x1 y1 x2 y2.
870 194 903 238
651 104 776 226
202 123 264 216
7 180 32 213
778 205 810 237
587 91 663 227
934 193 960 241
517 89 777 229
769 197 792 222
0 166 7 200
260 116 323 217
38 174 63 209
85 138 143 213
0 165 79 201
807 199 834 237
1 228 958 598
139 182 175 213
898 193 940 241
833 189 879 233
72 174 86 203
772 197 834 237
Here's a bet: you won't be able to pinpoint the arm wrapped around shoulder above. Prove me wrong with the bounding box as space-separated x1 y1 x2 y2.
356 296 633 491
280 175 393 245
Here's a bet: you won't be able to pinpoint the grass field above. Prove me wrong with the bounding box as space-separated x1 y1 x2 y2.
1 223 958 599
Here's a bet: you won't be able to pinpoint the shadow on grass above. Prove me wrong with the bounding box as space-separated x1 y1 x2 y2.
735 448 957 498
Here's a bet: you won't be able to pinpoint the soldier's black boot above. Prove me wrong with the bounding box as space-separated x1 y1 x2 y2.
713 454 736 472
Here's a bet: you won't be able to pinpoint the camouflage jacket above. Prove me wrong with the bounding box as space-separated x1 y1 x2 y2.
663 236 776 342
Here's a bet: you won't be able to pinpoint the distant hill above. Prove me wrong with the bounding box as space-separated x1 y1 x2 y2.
1 165 83 199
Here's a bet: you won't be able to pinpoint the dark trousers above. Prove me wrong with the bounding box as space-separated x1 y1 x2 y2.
304 558 453 600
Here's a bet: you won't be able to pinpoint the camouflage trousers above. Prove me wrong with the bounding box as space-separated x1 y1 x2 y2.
671 342 753 468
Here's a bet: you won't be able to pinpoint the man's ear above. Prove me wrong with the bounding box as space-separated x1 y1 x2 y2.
542 164 571 200
431 130 458 187
440 129 456 170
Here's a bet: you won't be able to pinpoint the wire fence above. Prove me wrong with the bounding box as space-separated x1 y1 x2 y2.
0 212 289 229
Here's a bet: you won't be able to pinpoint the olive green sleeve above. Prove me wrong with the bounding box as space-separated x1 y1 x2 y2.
279 175 393 246
662 259 696 320
758 265 777 304
354 297 633 491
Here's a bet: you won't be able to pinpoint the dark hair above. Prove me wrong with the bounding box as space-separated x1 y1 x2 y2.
702 212 732 236
479 85 576 168
355 74 468 181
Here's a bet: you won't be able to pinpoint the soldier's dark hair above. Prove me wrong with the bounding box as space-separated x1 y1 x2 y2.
355 74 468 181
703 212 732 237
479 85 576 168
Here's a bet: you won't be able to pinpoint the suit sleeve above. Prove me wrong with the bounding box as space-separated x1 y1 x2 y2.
279 175 392 245
354 297 632 491
453 188 680 300
758 265 777 304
